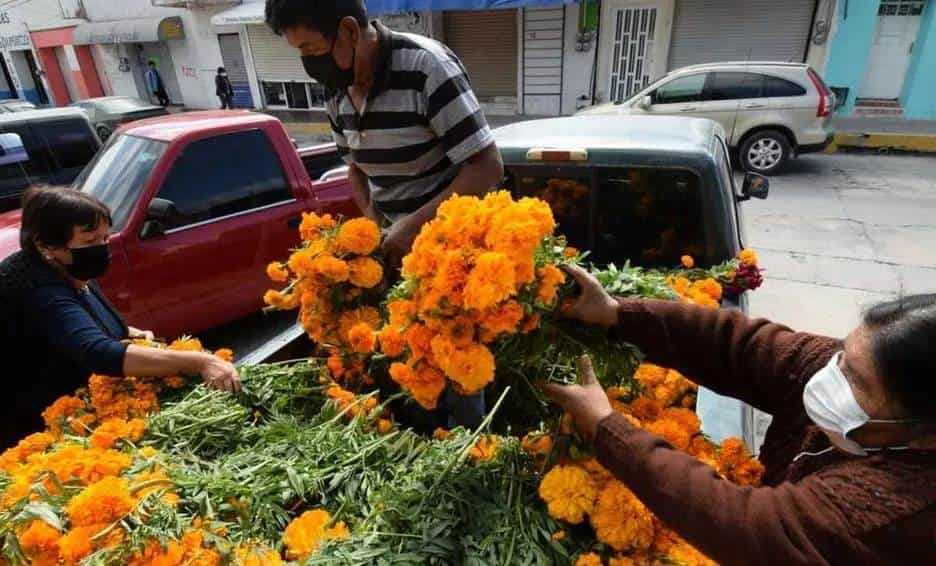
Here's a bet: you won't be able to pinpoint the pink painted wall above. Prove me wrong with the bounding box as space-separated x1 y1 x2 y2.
37 47 70 106
75 46 104 98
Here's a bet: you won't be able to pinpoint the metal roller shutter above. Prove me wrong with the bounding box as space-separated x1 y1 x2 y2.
218 34 254 108
668 0 816 70
246 24 308 82
443 9 518 99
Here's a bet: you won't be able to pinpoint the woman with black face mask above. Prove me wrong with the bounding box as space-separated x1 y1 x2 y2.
0 187 241 448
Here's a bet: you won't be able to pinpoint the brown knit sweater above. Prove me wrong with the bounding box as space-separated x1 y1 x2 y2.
596 299 936 566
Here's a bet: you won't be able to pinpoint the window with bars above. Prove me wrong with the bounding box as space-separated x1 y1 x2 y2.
878 0 927 16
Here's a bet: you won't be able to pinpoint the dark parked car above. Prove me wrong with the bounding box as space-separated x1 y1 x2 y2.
71 96 169 141
0 107 100 212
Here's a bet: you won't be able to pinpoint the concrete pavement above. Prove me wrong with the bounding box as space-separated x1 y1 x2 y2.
741 152 936 337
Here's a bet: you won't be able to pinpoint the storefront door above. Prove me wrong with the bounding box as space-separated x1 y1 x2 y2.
860 0 927 100
22 50 47 104
218 33 254 108
136 43 182 105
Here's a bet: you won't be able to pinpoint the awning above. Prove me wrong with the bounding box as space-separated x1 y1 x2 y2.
72 16 185 45
211 0 572 25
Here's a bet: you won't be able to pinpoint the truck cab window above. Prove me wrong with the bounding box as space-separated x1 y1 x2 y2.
36 118 99 184
156 130 292 230
302 150 344 181
507 167 592 251
0 123 52 207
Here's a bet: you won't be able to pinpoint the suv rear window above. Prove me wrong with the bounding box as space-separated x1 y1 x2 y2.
507 165 721 267
763 76 806 97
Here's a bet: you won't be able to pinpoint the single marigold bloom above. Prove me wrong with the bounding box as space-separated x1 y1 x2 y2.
590 480 655 552
41 396 86 435
538 464 598 524
729 458 766 486
89 417 146 449
387 299 418 327
623 396 662 422
264 289 299 310
432 427 451 440
338 307 380 344
389 362 446 410
437 342 495 394
537 264 566 305
377 419 394 434
348 256 383 288
578 458 615 489
469 435 500 461
18 520 60 554
266 261 289 282
347 322 376 354
65 476 134 527
738 248 758 266
59 524 110 563
336 217 381 255
327 351 345 378
478 301 524 338
299 211 336 241
214 348 234 362
521 433 553 457
575 553 602 566
282 509 349 561
310 254 350 283
717 437 749 470
234 544 285 566
377 325 406 358
634 364 668 389
660 407 701 436
403 323 435 363
681 255 695 269
463 252 517 311
646 418 692 451
564 246 579 258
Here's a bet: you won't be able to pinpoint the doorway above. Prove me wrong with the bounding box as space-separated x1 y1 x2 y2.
0 56 15 99
22 50 48 104
11 49 49 104
860 0 927 100
217 33 255 108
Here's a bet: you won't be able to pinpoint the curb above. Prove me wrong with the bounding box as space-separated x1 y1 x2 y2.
827 132 936 154
283 122 331 135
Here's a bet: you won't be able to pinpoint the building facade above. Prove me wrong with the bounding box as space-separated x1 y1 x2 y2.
822 0 936 119
0 10 50 104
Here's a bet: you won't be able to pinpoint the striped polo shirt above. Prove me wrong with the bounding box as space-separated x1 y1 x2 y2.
327 22 495 220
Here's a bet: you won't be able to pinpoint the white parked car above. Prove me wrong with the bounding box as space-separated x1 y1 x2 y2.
579 62 836 175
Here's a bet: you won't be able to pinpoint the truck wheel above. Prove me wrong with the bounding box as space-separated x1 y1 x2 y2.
739 130 790 175
97 126 112 141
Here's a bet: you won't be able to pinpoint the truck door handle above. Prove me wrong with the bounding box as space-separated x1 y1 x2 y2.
680 106 698 112
743 103 766 109
287 216 301 229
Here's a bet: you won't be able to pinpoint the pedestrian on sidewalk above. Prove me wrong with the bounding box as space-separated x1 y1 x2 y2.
266 0 504 429
216 67 235 109
146 61 170 107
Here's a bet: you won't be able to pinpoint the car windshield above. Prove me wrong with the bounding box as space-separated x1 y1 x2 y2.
506 164 725 267
97 98 154 113
74 134 166 231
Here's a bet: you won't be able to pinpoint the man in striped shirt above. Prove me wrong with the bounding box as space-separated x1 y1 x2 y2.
266 0 504 270
267 0 504 429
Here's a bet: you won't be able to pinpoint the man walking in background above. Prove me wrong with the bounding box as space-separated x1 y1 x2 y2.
266 0 504 428
216 67 235 109
146 61 170 107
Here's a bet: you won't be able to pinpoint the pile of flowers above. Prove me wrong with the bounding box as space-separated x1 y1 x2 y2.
537 362 765 565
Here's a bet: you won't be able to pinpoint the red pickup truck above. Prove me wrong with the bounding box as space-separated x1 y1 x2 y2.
0 111 356 338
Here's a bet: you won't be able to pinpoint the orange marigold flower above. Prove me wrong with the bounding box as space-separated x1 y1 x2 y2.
310 254 350 283
235 544 285 566
266 262 289 282
389 362 447 410
646 419 692 451
579 458 615 489
59 524 109 563
590 480 655 552
89 417 146 449
521 433 553 458
327 351 345 378
738 248 758 267
681 255 695 269
168 337 203 351
338 307 381 344
623 396 662 422
348 256 384 288
432 427 451 441
299 211 336 241
521 313 541 334
717 437 749 471
538 464 597 524
436 342 495 394
463 252 517 311
634 364 668 389
691 278 723 302
214 348 234 362
65 476 134 527
264 289 300 310
551 530 566 541
336 217 381 255
660 407 701 436
469 435 500 461
403 323 434 363
282 509 349 561
564 246 579 259
387 300 417 327
377 419 394 434
18 520 60 555
377 325 406 358
41 395 87 436
1 432 55 470
347 322 376 354
537 264 566 305
729 458 766 487
575 553 602 566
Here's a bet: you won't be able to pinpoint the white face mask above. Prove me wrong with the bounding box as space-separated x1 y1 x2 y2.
803 352 913 456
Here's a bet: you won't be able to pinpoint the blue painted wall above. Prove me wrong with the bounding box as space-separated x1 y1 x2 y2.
824 0 881 115
901 1 936 119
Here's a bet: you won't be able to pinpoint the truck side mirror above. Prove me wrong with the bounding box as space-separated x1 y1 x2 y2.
140 197 179 239
0 133 28 166
637 95 652 110
738 172 769 201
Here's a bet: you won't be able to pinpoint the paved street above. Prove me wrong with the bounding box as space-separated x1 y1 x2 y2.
741 152 936 338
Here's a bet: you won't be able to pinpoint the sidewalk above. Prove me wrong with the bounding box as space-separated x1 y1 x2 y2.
829 116 936 153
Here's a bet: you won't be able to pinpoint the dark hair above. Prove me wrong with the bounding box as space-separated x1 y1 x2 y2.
218 66 225 73
148 60 156 67
265 0 367 37
20 187 111 253
863 294 936 422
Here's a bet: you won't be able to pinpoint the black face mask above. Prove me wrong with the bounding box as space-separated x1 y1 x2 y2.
66 243 111 281
302 37 355 91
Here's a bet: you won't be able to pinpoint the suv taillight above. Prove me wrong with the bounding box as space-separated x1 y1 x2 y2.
807 68 831 118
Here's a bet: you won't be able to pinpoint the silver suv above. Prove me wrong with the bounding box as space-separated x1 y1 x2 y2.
579 62 836 175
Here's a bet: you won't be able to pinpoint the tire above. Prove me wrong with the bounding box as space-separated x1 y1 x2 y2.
739 130 791 175
96 126 112 141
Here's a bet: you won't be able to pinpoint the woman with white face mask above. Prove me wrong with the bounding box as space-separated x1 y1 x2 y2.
543 265 935 566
